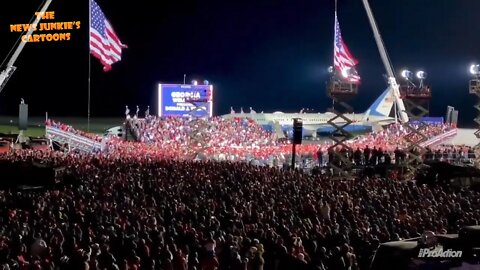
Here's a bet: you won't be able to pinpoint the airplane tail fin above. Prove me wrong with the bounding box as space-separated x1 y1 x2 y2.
363 87 395 121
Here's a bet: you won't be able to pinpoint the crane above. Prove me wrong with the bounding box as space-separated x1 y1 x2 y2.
361 0 409 123
0 0 53 94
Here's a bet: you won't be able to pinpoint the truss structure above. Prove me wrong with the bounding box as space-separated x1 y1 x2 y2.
326 80 358 176
399 85 432 176
469 79 480 166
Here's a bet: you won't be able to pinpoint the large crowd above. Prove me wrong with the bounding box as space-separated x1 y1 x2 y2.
121 116 456 165
40 116 466 170
46 120 104 143
0 116 473 270
126 116 279 160
0 150 479 270
41 117 466 169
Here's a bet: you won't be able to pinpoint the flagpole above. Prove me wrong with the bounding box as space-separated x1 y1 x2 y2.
332 0 337 110
87 0 92 132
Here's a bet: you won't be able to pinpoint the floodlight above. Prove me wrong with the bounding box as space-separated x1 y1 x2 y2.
416 71 427 80
470 64 480 75
191 80 198 86
203 80 209 85
327 66 334 73
401 69 413 80
341 67 350 78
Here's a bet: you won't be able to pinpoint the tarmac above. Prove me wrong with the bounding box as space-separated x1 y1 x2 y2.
444 128 479 147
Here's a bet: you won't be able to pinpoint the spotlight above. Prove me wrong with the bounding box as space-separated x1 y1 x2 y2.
203 80 209 85
191 80 198 86
401 69 413 80
341 67 351 78
470 64 480 76
416 71 427 80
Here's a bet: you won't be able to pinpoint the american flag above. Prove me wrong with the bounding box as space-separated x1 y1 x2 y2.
90 0 127 71
334 13 360 83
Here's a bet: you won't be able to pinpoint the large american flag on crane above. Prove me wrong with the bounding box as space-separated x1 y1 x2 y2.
90 0 127 71
334 13 360 83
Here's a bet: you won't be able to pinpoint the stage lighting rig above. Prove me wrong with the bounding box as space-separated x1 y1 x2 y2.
399 69 431 100
325 67 359 177
398 68 432 176
400 69 417 88
416 71 427 88
401 69 413 80
416 71 427 79
469 63 480 166
469 64 480 95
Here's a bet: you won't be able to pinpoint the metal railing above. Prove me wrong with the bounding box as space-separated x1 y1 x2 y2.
46 126 102 153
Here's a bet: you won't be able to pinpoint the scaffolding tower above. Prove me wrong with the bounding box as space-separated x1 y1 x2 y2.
469 73 480 165
185 96 212 159
399 84 432 176
326 79 358 176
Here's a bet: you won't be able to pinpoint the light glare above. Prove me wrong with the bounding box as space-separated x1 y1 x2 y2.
416 71 427 80
470 64 480 75
401 69 412 80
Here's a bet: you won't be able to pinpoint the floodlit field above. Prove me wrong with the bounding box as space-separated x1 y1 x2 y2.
0 116 124 137
0 125 45 138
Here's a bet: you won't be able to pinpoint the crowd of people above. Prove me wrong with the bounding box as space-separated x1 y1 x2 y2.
0 115 476 270
122 117 457 166
1 150 479 270
45 120 104 143
130 116 277 145
42 117 464 169
349 123 453 152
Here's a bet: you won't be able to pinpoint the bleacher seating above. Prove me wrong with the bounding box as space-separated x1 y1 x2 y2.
46 126 103 153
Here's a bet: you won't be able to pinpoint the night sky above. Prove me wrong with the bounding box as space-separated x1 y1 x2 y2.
1 0 479 126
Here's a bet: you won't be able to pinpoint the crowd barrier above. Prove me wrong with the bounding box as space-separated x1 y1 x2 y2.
46 126 103 153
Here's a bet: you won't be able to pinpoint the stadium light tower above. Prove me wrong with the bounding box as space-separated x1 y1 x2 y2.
398 68 432 176
469 64 480 93
326 65 359 177
469 63 480 166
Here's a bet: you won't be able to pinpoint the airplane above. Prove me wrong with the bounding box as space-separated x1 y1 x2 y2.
222 87 397 137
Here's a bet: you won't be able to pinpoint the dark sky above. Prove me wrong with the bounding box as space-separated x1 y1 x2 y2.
1 0 479 126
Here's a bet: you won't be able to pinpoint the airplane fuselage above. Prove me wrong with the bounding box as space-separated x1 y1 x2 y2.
223 86 398 136
224 112 394 127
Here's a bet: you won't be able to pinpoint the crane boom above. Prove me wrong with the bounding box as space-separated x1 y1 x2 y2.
361 0 409 123
0 0 53 94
